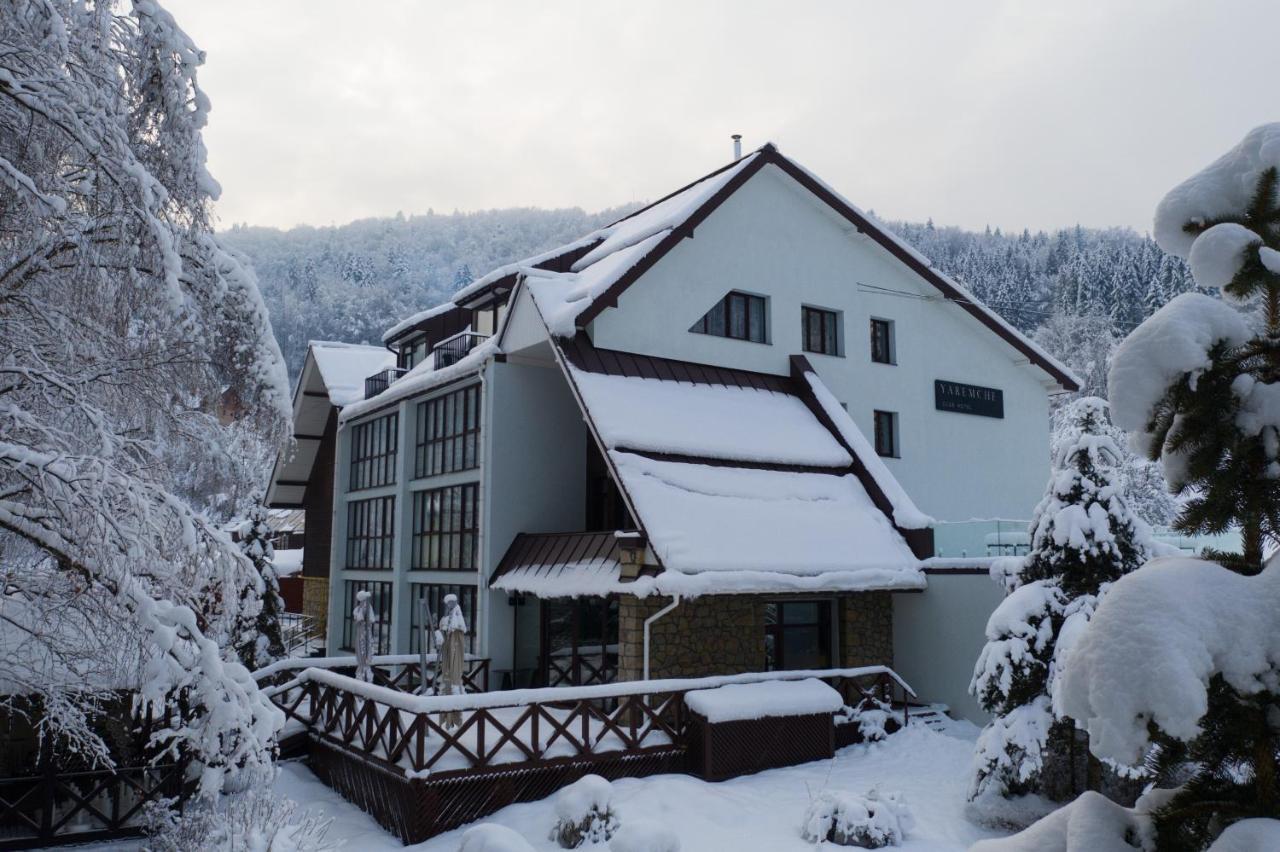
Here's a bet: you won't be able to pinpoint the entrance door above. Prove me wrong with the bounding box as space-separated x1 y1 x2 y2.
764 601 833 671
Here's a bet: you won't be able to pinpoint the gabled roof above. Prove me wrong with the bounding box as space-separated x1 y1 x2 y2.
265 341 394 508
526 144 1080 392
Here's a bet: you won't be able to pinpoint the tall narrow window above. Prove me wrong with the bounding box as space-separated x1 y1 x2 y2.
341 579 393 652
802 306 841 356
410 583 478 654
411 483 479 571
345 496 396 569
870 318 895 365
415 385 481 478
349 413 398 491
690 291 768 343
874 410 899 458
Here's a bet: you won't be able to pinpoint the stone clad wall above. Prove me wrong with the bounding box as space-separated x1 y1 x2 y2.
617 592 894 681
839 591 893 669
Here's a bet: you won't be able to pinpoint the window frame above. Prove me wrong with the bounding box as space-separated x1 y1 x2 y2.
411 482 480 572
689 291 769 344
345 495 396 569
873 410 899 458
409 583 478 654
764 600 833 671
348 413 398 492
415 384 481 479
802 305 842 357
340 579 393 653
870 317 896 365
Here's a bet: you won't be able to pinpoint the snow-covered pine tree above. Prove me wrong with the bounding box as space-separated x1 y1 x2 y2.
1070 122 1280 849
970 397 1151 819
233 502 287 670
0 0 287 793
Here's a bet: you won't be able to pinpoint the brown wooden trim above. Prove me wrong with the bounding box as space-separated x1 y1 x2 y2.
560 332 792 393
274 479 310 487
302 390 331 398
921 566 990 575
615 447 849 476
293 433 325 441
575 149 773 327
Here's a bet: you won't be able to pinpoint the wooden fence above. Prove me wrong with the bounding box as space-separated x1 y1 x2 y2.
267 664 914 843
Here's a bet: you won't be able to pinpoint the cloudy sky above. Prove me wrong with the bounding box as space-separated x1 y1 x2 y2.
168 0 1276 234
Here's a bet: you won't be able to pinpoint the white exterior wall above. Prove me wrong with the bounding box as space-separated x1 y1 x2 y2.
482 359 588 679
589 164 1053 523
893 573 1006 722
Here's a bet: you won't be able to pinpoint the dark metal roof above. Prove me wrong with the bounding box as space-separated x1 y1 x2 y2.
559 332 793 394
490 531 656 594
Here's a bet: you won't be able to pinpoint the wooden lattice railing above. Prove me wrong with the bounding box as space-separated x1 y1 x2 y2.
264 665 915 780
254 654 490 694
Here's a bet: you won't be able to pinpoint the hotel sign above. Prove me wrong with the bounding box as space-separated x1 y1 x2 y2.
935 380 1004 419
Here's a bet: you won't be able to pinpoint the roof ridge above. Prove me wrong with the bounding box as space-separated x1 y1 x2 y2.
603 143 774 229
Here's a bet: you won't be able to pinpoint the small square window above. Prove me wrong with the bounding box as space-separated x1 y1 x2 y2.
874 410 899 458
802 306 841 356
870 318 895 365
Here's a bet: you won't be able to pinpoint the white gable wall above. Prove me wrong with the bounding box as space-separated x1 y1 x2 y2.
589 164 1051 523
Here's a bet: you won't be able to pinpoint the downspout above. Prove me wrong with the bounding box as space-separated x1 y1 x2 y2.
642 595 681 680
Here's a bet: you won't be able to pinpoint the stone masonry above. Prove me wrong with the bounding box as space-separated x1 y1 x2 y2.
617 592 894 681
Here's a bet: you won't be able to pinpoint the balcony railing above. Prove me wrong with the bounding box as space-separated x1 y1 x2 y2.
432 332 489 370
364 367 407 400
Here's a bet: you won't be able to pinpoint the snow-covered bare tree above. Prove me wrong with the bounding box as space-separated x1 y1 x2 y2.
1055 123 1280 850
0 0 288 793
970 398 1151 822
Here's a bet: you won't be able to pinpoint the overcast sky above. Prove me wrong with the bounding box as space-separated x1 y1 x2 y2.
168 0 1276 235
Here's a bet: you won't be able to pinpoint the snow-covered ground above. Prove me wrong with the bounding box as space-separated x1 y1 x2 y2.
271 719 1005 851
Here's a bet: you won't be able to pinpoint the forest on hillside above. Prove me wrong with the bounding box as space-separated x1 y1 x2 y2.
223 209 1198 398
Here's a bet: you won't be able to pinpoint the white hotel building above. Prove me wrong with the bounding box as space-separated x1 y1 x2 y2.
268 143 1078 721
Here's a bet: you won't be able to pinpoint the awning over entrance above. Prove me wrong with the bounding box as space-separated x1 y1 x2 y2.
490 531 642 598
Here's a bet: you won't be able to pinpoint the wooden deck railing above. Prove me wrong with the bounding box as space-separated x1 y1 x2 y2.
255 654 490 695
264 665 914 781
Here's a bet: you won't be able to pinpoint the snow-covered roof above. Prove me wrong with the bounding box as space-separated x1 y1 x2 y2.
309 340 395 407
381 301 458 344
265 341 394 508
507 333 927 597
338 335 500 425
609 452 917 577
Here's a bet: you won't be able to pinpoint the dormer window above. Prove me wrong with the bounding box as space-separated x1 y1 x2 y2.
690 291 768 344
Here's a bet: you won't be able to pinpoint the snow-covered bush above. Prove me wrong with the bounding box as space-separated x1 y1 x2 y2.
459 824 538 852
969 789 1157 852
608 820 681 852
141 788 336 851
836 694 899 743
801 788 912 848
970 399 1151 816
550 775 619 848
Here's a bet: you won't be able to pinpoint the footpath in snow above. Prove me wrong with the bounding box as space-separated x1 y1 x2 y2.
274 720 1006 851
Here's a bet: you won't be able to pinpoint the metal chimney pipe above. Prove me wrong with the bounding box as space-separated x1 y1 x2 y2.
732 134 742 161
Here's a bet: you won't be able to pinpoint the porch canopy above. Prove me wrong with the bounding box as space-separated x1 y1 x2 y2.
491 337 928 598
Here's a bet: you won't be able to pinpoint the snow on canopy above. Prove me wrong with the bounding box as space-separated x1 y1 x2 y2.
1154 123 1280 260
1057 556 1280 767
1187 222 1264 294
308 341 396 407
609 452 918 580
568 367 852 467
1107 293 1251 459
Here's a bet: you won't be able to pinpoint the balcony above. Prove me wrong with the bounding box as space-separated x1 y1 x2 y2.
432 332 489 370
364 367 407 400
